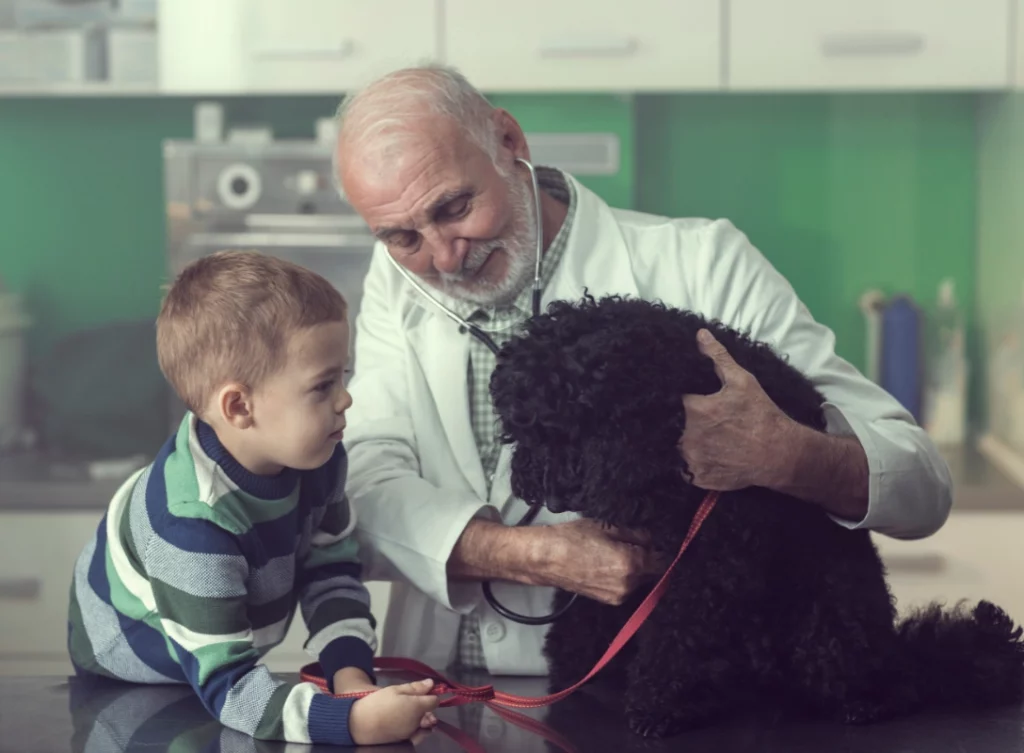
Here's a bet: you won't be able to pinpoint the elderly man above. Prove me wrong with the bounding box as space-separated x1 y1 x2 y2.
333 65 953 677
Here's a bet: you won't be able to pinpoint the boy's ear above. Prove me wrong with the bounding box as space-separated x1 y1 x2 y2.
217 382 255 429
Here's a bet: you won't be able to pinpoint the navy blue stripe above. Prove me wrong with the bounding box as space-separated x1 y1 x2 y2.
197 418 299 500
319 636 375 691
118 613 185 681
87 516 113 604
297 560 363 592
308 694 356 746
169 637 258 718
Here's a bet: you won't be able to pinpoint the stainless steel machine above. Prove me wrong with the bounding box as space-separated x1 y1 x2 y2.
162 138 377 429
162 132 620 430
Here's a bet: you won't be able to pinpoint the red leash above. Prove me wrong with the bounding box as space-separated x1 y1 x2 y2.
301 492 719 750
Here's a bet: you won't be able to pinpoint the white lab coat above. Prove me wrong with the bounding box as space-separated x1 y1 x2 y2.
343 172 953 676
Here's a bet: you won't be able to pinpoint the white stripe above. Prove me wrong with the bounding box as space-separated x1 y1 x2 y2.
281 683 317 744
105 468 157 612
219 666 281 737
306 619 378 657
162 619 251 654
187 413 241 506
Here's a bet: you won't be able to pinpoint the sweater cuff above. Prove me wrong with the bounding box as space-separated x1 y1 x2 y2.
320 636 376 692
308 693 358 746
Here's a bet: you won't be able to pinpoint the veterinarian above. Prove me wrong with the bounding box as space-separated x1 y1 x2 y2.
332 65 954 677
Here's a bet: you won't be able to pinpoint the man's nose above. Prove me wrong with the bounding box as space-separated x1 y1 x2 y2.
422 226 468 274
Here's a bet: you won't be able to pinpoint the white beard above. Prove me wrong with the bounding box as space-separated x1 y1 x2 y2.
435 168 538 308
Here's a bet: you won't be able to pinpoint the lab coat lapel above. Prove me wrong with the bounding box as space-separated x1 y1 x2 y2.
543 174 640 307
404 302 489 500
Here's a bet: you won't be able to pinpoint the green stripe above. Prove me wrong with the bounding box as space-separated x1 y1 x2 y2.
252 684 292 740
117 496 146 578
104 546 152 622
67 581 97 672
192 641 261 686
150 579 250 635
304 536 360 572
250 593 295 630
309 598 376 637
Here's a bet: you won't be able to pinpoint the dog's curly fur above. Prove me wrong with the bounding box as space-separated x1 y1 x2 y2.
489 294 1024 739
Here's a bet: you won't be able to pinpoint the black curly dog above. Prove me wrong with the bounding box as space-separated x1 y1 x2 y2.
489 294 1024 739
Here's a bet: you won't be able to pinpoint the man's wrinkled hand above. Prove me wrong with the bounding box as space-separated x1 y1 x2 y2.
677 329 797 492
529 519 666 606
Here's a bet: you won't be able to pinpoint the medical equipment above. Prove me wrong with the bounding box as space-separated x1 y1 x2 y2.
383 158 579 626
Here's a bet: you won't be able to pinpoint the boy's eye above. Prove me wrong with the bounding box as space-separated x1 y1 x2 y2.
314 380 334 393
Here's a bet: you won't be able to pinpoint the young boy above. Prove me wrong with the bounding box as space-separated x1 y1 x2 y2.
67 250 438 746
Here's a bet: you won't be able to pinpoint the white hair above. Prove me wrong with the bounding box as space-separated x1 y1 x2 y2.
332 64 501 199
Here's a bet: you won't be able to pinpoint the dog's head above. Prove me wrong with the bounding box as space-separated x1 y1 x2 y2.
490 295 731 531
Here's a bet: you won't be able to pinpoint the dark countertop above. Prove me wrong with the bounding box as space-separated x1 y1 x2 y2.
1 672 1022 753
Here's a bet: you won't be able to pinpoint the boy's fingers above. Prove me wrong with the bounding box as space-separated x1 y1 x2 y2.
395 678 434 695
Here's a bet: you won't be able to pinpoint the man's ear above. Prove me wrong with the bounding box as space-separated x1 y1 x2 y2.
216 382 255 430
493 108 531 164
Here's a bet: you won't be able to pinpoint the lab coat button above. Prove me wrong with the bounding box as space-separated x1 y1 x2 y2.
483 717 505 740
483 620 506 643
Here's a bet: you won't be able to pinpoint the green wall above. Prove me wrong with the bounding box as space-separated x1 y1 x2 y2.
975 93 1024 440
635 93 978 373
0 91 981 452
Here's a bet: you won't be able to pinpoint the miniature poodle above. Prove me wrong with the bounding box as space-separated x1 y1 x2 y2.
489 294 1024 739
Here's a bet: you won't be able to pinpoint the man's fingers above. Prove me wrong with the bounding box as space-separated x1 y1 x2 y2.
697 329 743 387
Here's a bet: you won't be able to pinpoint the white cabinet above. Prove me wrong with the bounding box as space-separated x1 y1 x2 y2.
160 0 441 94
0 512 99 676
874 512 1024 626
443 0 721 92
728 0 1012 91
1015 0 1024 88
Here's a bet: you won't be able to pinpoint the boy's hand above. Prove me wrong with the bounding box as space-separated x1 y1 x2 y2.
349 678 440 745
333 667 376 694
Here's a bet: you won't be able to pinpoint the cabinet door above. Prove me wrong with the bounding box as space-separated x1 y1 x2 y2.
444 0 721 92
246 0 440 93
729 0 1011 91
0 513 100 675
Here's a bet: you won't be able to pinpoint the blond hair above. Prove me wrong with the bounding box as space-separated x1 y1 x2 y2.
157 250 347 415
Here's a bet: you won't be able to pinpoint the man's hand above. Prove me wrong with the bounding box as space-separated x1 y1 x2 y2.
448 518 665 606
678 329 793 491
527 519 666 605
678 328 869 521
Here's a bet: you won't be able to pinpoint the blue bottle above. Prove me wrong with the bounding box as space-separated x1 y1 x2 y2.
880 295 923 423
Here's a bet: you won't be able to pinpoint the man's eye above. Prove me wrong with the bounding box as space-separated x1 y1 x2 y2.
444 197 470 218
391 231 419 249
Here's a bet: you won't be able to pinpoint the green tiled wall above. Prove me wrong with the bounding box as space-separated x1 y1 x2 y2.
0 91 979 445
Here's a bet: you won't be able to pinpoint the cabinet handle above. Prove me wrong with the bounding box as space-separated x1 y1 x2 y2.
539 37 637 58
0 578 41 600
255 39 354 61
820 32 924 57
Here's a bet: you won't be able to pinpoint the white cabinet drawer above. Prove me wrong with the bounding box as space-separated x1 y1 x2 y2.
246 0 440 93
874 512 1024 625
0 513 100 672
444 0 721 92
729 0 1011 91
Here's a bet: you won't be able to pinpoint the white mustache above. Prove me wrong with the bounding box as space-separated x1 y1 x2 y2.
439 241 502 283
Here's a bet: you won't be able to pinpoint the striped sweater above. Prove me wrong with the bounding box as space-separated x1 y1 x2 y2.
67 412 377 746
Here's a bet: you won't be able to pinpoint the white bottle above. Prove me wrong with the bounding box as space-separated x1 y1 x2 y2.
1009 280 1024 455
923 278 967 446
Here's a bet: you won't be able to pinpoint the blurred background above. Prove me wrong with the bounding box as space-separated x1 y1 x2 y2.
0 0 1022 676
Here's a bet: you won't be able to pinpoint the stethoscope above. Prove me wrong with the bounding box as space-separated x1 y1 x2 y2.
383 157 578 626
